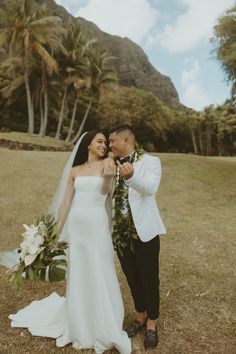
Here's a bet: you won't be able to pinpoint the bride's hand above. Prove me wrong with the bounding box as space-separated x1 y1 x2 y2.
103 157 116 178
101 158 116 194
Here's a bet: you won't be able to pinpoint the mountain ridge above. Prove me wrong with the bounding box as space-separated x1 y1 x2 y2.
0 0 182 109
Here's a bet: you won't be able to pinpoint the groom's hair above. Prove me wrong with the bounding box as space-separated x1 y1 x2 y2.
109 124 135 138
109 124 136 146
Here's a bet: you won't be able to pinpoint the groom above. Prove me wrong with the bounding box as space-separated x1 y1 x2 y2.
109 124 166 349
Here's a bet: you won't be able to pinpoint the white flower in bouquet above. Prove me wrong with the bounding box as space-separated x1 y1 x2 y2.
6 214 67 287
22 224 39 239
20 224 45 266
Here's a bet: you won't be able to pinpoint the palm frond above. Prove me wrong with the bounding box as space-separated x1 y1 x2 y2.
32 41 58 74
1 75 24 98
0 9 7 26
30 17 63 35
0 56 24 75
0 31 8 47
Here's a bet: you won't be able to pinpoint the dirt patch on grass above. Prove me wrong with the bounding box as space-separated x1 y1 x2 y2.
0 150 235 353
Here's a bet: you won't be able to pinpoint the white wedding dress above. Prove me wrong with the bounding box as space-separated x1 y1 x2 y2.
8 176 131 354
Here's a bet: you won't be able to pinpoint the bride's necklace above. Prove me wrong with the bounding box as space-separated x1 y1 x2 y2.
84 159 100 168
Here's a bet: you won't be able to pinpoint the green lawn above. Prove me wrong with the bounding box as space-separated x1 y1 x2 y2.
0 148 235 354
0 132 66 148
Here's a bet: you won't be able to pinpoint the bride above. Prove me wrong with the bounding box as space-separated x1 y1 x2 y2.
3 130 131 354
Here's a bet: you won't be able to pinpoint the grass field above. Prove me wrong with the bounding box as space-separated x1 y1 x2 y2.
0 148 235 354
0 132 66 148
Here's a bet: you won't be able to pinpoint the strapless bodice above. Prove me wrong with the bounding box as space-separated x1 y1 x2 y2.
73 176 107 207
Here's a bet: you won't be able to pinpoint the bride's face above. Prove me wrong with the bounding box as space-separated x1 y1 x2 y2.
88 133 107 158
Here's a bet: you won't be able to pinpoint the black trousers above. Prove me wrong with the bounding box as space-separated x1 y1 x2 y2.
117 235 160 320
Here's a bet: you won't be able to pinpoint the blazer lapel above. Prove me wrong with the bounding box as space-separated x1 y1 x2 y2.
133 158 142 173
128 158 143 197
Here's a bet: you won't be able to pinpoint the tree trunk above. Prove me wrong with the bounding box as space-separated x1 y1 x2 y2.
190 129 198 154
38 88 49 137
55 86 68 140
65 96 79 143
198 127 204 155
68 98 92 146
24 72 34 135
217 135 224 156
38 93 44 136
206 126 212 156
41 87 49 137
219 143 224 156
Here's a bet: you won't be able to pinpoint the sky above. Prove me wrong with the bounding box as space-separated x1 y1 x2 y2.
55 0 235 111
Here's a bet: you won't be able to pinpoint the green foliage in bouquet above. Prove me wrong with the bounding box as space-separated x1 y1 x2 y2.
6 214 67 287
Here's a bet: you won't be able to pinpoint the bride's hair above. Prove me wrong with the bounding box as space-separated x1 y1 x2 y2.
72 130 107 166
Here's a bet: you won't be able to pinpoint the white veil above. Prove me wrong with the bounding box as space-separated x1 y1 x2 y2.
0 132 88 269
48 132 88 242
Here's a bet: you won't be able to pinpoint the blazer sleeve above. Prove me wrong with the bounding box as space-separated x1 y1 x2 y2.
124 156 162 196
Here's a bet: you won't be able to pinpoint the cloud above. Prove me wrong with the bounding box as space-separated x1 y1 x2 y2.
158 0 235 53
75 0 158 43
56 0 88 13
54 0 232 108
180 59 212 110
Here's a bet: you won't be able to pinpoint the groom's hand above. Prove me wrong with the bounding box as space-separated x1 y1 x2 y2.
117 161 134 180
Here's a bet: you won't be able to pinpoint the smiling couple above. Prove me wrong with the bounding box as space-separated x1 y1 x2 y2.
7 124 166 354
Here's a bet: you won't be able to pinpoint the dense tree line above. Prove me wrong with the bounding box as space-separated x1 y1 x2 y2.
181 100 236 156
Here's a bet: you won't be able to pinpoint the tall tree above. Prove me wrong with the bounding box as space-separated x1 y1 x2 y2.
216 99 236 155
54 20 92 140
64 77 91 143
67 48 117 145
212 4 236 96
184 108 200 154
0 0 63 134
202 105 219 155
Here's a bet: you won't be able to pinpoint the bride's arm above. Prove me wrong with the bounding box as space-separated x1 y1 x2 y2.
101 157 116 194
57 170 75 237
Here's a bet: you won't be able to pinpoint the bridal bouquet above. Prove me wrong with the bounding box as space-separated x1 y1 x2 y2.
6 214 67 286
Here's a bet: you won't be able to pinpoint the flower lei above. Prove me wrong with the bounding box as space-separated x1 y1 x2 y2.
112 143 144 256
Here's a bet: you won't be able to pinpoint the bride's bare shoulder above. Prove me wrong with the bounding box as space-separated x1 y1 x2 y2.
103 157 115 166
71 165 80 179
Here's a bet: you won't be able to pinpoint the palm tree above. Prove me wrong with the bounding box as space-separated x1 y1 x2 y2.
64 77 91 143
55 20 92 140
67 47 117 145
34 59 50 137
88 47 117 101
0 56 25 99
0 0 63 134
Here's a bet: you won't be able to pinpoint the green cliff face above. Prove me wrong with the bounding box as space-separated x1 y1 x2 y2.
0 0 182 109
79 21 181 110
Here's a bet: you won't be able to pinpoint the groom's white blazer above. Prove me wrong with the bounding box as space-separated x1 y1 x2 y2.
123 154 166 242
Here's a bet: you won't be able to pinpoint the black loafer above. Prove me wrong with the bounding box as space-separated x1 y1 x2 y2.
144 329 159 349
126 319 146 338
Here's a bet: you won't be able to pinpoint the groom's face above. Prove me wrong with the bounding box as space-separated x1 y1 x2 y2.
109 132 127 157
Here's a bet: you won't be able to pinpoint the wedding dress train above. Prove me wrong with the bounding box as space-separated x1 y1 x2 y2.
7 176 131 354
